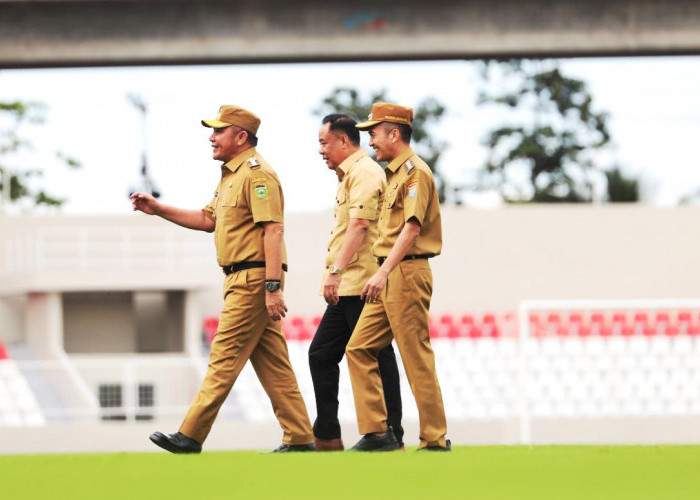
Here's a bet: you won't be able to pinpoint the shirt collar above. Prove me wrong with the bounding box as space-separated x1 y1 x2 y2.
222 147 257 174
386 148 415 174
336 149 367 180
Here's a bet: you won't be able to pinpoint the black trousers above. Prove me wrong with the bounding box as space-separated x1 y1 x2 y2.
308 296 404 444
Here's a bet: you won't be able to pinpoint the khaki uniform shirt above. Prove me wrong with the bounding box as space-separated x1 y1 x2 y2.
203 148 287 267
321 149 386 296
374 148 442 257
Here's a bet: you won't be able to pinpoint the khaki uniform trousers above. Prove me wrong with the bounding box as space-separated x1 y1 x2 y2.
180 267 314 445
346 259 448 449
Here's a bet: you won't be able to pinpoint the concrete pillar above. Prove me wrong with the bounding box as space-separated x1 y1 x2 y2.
25 292 64 360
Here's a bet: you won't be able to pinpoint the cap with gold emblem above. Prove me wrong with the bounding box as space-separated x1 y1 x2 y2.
355 102 414 130
201 105 261 135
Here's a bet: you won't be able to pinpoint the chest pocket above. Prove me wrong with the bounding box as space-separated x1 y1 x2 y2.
334 190 348 220
386 184 400 208
220 193 238 208
218 189 247 225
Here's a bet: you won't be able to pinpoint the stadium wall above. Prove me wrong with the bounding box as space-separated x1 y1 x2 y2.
2 204 699 327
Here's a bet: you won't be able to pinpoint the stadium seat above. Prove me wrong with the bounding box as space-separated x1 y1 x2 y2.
468 324 484 339
284 315 311 341
0 340 8 360
454 314 475 338
481 314 501 338
631 312 650 335
202 316 219 344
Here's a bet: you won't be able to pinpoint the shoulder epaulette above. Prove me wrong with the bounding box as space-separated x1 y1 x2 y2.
247 157 261 169
404 159 415 173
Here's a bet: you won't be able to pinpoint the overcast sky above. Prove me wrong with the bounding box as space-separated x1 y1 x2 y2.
1 56 699 215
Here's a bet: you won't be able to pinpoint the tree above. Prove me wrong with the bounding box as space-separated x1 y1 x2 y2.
474 59 638 203
0 100 80 210
313 87 449 202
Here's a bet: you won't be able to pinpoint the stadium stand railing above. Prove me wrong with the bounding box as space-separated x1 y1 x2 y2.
0 340 46 426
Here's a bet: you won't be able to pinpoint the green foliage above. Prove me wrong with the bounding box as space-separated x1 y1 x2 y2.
313 87 448 202
605 166 640 203
0 99 81 209
475 59 637 203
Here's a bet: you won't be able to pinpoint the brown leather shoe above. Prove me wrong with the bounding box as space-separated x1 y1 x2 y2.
315 437 344 451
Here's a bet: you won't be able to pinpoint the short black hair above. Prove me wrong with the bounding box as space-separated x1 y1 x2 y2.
232 125 258 147
382 122 412 143
322 114 360 146
246 132 258 147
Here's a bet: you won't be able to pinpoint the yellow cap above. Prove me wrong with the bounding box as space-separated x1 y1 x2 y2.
201 105 261 135
355 102 413 130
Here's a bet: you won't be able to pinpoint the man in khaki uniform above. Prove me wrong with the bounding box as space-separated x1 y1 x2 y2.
346 103 450 451
131 105 314 453
309 114 403 451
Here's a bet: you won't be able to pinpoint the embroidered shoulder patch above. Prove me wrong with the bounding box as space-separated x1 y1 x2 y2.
254 183 268 199
251 176 267 183
406 178 418 199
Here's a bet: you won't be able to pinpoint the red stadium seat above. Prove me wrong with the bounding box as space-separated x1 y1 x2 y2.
663 325 679 337
546 312 562 324
591 312 606 324
576 325 592 337
677 311 692 324
528 314 545 337
678 312 694 335
544 313 562 337
439 314 455 325
588 313 609 336
461 314 475 325
610 313 627 336
202 316 219 344
632 313 649 335
481 321 500 338
652 311 671 335
457 317 476 338
284 315 311 341
468 324 484 339
482 313 497 324
569 313 583 324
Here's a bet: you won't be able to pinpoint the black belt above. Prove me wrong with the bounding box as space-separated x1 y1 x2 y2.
222 261 288 275
377 255 431 265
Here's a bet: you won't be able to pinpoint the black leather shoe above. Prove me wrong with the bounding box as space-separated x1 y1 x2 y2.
272 443 316 453
417 439 452 452
149 431 202 454
350 430 401 452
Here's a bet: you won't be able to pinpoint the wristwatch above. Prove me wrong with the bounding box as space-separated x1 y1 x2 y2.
265 280 281 292
327 265 344 275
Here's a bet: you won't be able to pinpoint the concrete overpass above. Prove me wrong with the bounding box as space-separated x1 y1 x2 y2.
1 0 700 68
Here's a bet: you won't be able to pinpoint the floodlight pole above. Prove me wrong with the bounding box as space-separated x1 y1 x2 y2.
127 93 159 198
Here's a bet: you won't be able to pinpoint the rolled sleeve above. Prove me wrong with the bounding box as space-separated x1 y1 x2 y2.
202 192 217 220
347 167 381 220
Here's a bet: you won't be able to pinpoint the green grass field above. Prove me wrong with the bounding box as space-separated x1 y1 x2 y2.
2 445 699 499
